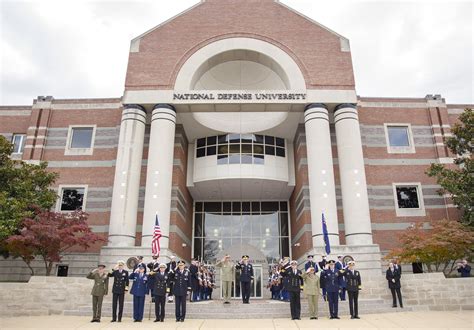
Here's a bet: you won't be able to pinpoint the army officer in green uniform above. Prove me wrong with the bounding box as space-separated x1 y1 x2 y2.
216 254 234 304
301 266 321 319
86 264 109 323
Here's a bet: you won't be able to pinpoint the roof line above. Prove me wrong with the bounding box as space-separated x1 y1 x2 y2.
131 1 204 44
275 0 348 41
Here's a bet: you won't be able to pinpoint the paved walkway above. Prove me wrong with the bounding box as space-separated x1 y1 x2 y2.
0 311 472 329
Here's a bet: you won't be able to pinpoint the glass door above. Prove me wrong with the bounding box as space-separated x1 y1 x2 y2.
225 264 263 299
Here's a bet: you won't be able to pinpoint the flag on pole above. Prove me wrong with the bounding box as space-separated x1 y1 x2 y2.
322 213 331 255
152 214 162 257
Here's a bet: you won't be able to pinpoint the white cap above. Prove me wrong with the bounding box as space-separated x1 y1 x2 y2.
159 263 167 268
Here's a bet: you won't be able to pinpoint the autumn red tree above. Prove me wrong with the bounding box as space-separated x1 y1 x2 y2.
6 209 105 275
386 219 474 275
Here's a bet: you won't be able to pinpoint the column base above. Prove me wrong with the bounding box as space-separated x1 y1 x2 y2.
99 246 188 270
297 244 382 276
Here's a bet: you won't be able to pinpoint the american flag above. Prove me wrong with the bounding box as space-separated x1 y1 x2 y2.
152 214 162 256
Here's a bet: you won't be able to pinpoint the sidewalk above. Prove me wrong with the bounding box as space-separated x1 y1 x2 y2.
0 311 472 329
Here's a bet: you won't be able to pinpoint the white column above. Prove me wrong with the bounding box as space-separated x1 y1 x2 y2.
304 104 340 247
141 104 176 249
108 105 146 247
334 103 373 245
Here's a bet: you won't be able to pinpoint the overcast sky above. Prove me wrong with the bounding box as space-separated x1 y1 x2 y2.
1 0 472 105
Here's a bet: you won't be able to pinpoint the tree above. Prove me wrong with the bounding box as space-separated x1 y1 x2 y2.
0 135 59 246
426 108 473 227
385 219 474 275
6 209 106 275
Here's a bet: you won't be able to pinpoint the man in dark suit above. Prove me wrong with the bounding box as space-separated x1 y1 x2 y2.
281 260 303 320
319 255 328 301
320 260 341 319
457 260 471 277
236 255 254 304
386 262 403 308
167 256 177 302
189 259 200 302
108 260 129 322
149 263 170 322
341 261 361 319
335 255 347 301
170 260 191 322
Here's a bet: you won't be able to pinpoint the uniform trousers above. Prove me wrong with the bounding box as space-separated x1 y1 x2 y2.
175 295 187 320
92 295 104 321
348 290 359 317
222 281 232 302
241 281 251 303
154 295 166 321
307 294 319 318
132 295 145 321
289 291 301 319
111 293 124 321
327 291 339 317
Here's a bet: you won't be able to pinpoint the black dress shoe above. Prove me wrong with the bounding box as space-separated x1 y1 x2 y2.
355 316 360 319
329 316 334 319
335 316 340 319
111 320 116 322
133 320 138 322
392 305 397 308
118 320 121 322
180 319 184 322
400 305 404 308
351 316 355 319
176 319 180 322
154 319 159 322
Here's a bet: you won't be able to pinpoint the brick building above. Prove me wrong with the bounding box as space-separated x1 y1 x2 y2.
1 0 470 288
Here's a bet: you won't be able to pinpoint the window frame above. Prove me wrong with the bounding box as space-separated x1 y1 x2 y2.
11 134 26 154
384 123 416 154
392 182 425 217
65 125 96 156
56 184 88 212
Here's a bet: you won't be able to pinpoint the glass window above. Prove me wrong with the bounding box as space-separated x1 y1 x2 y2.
241 144 252 153
241 154 252 164
229 154 240 164
207 136 217 146
60 187 85 211
232 202 241 213
265 146 275 156
251 202 260 213
387 126 410 147
253 154 264 165
261 201 279 212
218 135 228 144
229 144 240 154
276 137 285 147
204 202 222 213
207 146 217 156
11 134 26 154
194 213 203 237
241 134 255 143
255 135 264 144
217 155 228 164
396 186 420 209
280 202 288 211
70 127 93 149
242 202 251 213
218 145 228 154
223 202 232 213
276 147 285 157
265 136 275 145
280 212 289 236
197 138 206 148
195 202 203 212
196 148 206 158
228 134 240 144
193 238 202 260
253 144 264 154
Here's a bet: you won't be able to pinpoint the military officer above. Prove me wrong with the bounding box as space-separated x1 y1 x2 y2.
320 260 342 319
147 255 160 272
335 255 347 301
216 254 234 304
305 255 318 272
149 263 170 322
129 265 148 322
319 255 328 301
167 256 177 302
86 264 109 323
340 261 361 319
133 256 147 273
281 260 303 320
108 260 129 322
301 266 321 320
170 260 191 322
236 255 254 304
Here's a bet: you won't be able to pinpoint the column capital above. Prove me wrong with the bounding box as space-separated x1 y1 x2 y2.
305 103 328 112
153 104 176 112
334 103 357 112
123 104 146 113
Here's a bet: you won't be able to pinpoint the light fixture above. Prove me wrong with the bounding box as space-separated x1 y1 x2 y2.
323 182 327 186
153 195 157 199
121 182 126 187
321 170 326 174
182 243 187 247
354 169 359 174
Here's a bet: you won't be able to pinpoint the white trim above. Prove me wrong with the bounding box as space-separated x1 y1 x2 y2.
384 123 416 154
64 125 96 156
56 184 89 212
11 134 26 154
392 183 426 217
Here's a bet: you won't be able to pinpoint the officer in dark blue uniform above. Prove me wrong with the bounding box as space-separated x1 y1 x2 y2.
236 255 254 304
335 255 347 301
319 255 328 301
189 259 200 302
108 260 129 322
149 263 169 322
129 265 148 322
321 260 342 319
340 261 361 319
170 260 191 322
305 255 318 272
133 256 147 274
280 260 303 320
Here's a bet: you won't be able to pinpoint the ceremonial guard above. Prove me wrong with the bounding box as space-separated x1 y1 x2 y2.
133 256 147 273
170 260 191 322
216 254 234 304
335 255 347 301
320 260 341 319
279 257 290 301
319 255 328 301
189 259 200 302
281 260 303 320
129 265 148 322
301 266 321 320
236 255 254 304
149 263 169 322
167 256 177 302
386 262 403 308
147 255 160 272
86 264 109 323
304 255 318 272
340 261 361 319
108 260 129 322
